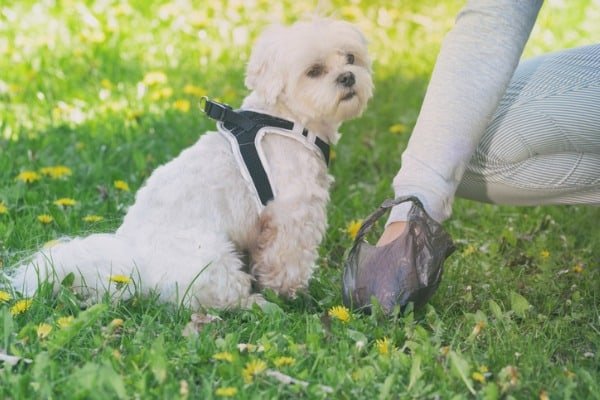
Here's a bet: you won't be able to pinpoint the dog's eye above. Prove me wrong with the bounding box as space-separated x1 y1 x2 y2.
346 53 355 65
306 64 325 78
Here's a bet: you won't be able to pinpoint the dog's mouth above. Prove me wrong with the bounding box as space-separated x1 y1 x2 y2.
340 90 356 101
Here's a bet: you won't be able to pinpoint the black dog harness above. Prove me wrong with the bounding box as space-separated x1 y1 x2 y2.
202 98 330 209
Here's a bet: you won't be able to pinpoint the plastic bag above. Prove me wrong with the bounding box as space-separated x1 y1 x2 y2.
342 196 455 313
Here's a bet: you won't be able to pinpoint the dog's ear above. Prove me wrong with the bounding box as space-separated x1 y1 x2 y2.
245 24 286 105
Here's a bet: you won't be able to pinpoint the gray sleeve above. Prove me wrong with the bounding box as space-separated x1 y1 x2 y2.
387 0 543 224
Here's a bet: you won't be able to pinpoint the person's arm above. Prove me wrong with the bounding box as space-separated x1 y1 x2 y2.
387 0 543 226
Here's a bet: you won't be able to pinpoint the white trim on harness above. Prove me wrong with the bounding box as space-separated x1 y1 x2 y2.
217 121 328 213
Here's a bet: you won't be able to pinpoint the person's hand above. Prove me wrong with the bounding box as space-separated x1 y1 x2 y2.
377 221 407 247
342 197 455 313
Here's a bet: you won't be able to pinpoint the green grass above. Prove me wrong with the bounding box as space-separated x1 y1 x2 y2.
1 1 599 399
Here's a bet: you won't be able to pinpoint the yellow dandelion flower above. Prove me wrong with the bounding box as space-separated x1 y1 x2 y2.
273 356 296 367
183 84 207 97
539 250 550 259
328 305 351 323
150 87 174 101
440 346 450 356
539 390 550 400
83 215 104 223
100 79 113 89
10 299 33 315
388 123 407 134
108 318 124 330
37 323 53 339
0 202 7 215
212 352 234 362
54 198 77 207
572 263 584 273
16 170 41 183
57 316 75 329
113 349 122 360
143 71 167 86
0 290 12 303
114 180 130 192
37 214 54 224
242 359 267 383
40 165 72 179
215 387 238 397
375 337 391 355
109 274 132 285
472 371 486 383
173 99 191 112
346 220 362 240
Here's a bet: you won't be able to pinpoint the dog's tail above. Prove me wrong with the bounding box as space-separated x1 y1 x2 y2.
9 233 142 298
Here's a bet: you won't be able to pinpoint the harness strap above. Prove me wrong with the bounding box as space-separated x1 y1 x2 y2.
201 98 330 206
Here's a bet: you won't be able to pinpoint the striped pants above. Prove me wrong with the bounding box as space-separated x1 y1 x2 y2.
457 44 600 206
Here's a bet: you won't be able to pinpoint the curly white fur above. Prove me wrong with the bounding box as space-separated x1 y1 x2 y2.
10 18 373 310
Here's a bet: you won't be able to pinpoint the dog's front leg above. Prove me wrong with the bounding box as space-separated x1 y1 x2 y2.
250 199 326 298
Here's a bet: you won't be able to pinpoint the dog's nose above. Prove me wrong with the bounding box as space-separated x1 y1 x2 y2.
337 71 355 87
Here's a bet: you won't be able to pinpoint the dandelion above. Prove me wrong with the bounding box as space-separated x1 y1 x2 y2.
539 250 550 259
37 323 53 339
10 299 32 315
114 180 130 192
40 165 72 179
183 84 207 97
108 318 124 330
109 274 132 285
242 359 267 383
37 214 54 224
346 220 362 240
54 198 77 207
539 390 550 400
215 387 238 397
57 316 75 329
16 170 41 183
273 356 296 367
472 371 486 383
212 352 234 362
328 305 351 323
388 123 407 134
143 71 167 86
0 290 12 302
150 87 174 101
83 215 104 223
0 202 8 214
572 263 584 273
173 99 191 112
375 337 392 355
100 79 113 89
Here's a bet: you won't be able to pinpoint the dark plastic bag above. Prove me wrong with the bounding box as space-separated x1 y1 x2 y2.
342 196 456 313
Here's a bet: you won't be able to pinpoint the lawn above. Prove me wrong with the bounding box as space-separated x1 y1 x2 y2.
1 1 599 399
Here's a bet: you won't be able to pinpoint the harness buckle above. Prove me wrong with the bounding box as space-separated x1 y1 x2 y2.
201 97 232 122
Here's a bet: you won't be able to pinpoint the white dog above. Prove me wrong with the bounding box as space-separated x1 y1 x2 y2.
10 18 373 310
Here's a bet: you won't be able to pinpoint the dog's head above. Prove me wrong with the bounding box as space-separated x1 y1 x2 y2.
245 18 373 132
